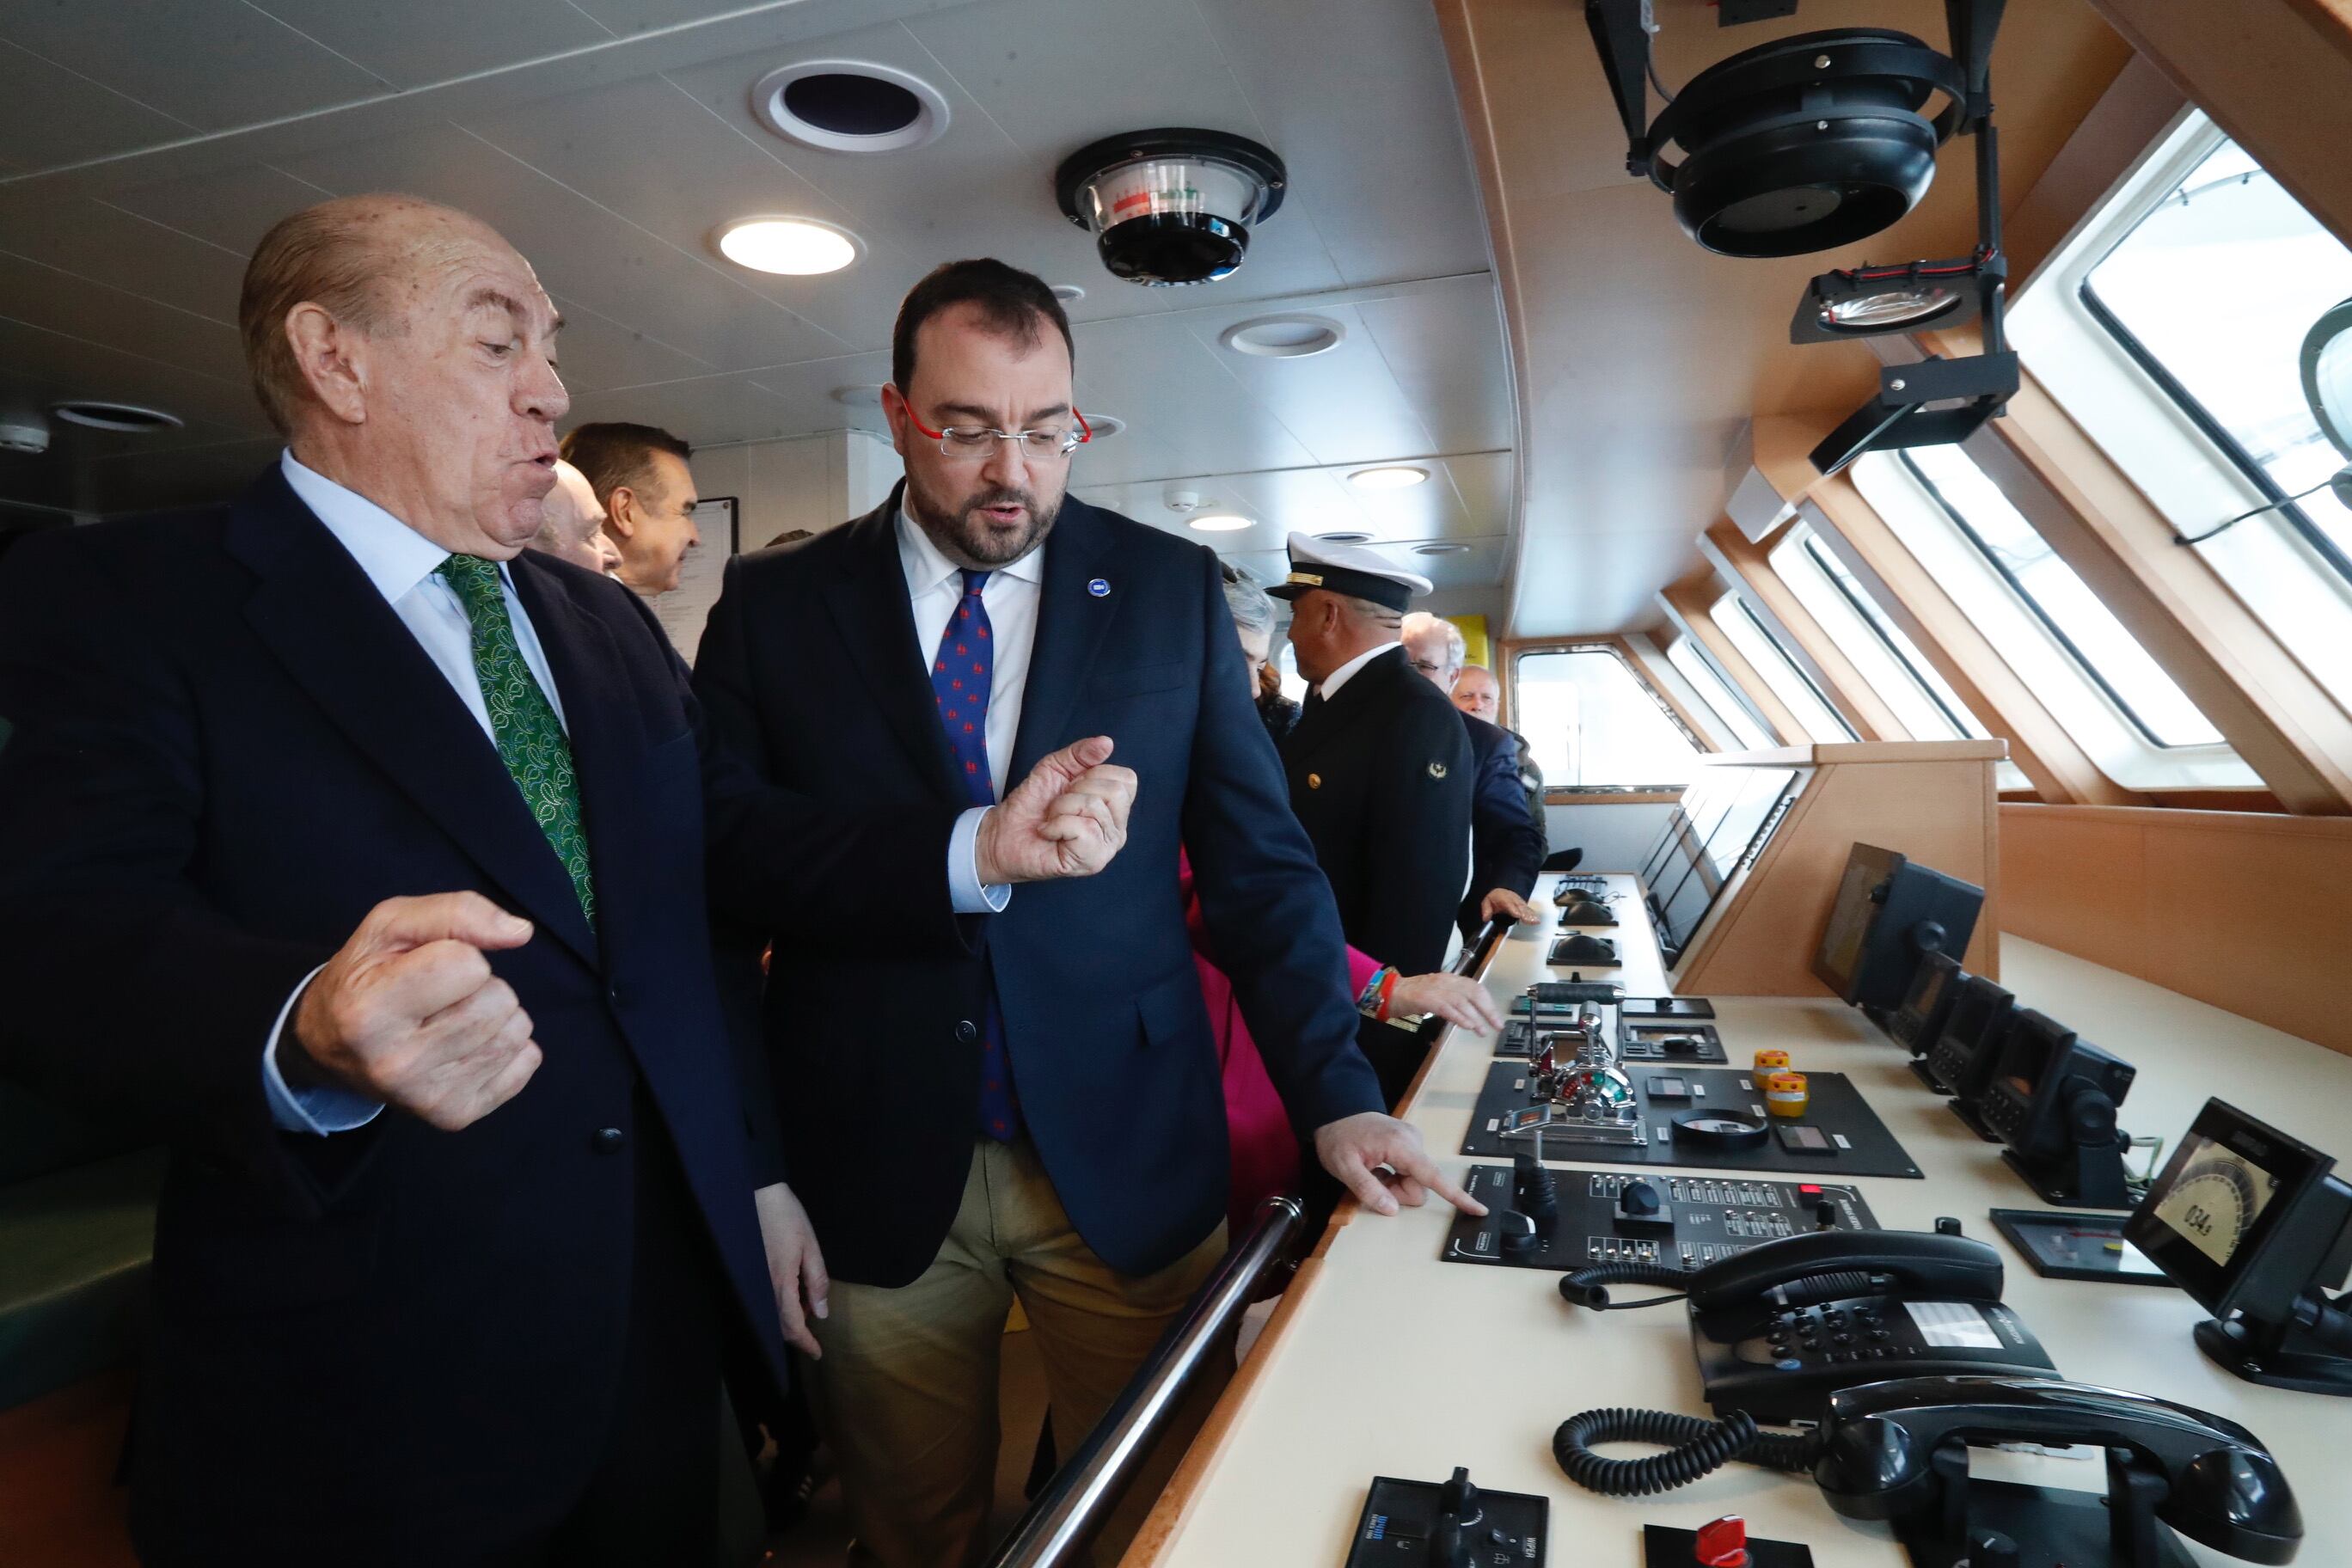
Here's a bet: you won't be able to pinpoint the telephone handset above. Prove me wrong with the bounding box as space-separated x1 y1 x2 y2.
1553 1376 2303 1565
1559 1224 2057 1424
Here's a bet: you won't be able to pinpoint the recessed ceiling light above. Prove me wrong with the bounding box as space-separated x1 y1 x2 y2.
1219 314 1344 358
1314 530 1374 544
51 400 182 432
1187 512 1252 532
714 217 861 275
1349 464 1428 490
1412 542 1470 555
830 384 885 407
1050 283 1086 303
750 61 950 155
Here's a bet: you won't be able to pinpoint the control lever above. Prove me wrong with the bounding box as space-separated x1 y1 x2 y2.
1514 1151 1558 1223
1430 1467 1482 1568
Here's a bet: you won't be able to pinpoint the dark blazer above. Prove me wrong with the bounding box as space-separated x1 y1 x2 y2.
1279 645 1473 979
0 467 959 1560
693 487 1383 1288
1458 713 1547 936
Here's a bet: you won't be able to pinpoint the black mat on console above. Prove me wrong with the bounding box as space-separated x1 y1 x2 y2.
1459 1061 1922 1178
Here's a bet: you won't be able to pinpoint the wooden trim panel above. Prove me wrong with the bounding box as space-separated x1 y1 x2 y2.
1661 576 1809 747
1700 519 1903 742
2000 802 2352 1057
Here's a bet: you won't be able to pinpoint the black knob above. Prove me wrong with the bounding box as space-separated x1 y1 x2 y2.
1815 1198 1838 1228
1964 1529 2021 1568
1498 1210 1540 1259
1935 1216 1963 1237
2065 1082 2119 1144
1620 1179 1660 1216
591 1126 626 1155
1437 1467 1482 1528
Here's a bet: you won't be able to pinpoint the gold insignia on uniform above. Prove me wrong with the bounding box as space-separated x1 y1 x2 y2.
1307 772 1322 789
1428 761 1449 779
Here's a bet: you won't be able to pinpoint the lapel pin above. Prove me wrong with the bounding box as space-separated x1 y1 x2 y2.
1087 578 1110 597
1428 760 1449 779
1307 773 1321 789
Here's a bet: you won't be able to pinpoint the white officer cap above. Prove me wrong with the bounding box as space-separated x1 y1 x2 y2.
1264 532 1434 614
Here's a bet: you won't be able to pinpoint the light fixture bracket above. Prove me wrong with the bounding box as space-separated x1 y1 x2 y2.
1808 351 2019 477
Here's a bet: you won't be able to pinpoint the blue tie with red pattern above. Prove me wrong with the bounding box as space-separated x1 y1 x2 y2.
932 570 1019 1141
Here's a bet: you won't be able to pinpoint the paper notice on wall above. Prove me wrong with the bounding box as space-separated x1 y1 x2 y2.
651 496 738 665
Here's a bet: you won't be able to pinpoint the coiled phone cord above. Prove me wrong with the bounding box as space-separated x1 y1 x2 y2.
1552 1407 1823 1496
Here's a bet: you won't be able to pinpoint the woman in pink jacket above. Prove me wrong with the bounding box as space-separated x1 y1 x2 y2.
1192 570 1504 1235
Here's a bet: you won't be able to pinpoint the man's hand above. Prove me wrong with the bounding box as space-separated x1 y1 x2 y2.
974 735 1137 884
288 892 541 1132
1313 1112 1487 1218
1384 972 1504 1035
754 1182 830 1358
1479 887 1542 925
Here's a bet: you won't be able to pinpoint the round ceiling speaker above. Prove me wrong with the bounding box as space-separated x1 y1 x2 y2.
1055 128 1286 286
1645 28 1964 259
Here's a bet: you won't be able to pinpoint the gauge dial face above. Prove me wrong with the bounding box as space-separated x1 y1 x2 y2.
2153 1136 2279 1268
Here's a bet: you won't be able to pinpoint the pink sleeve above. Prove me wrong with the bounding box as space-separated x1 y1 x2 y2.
1344 945 1380 994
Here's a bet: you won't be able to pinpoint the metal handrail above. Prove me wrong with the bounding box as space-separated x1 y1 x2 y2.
981 1193 1306 1568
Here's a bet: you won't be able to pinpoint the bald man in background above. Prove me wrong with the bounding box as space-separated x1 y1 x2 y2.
0 192 1138 1566
526 457 616 573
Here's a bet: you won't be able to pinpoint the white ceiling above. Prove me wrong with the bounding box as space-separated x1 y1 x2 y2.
0 0 1516 603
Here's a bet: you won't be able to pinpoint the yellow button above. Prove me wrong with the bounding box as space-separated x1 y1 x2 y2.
1307 773 1322 789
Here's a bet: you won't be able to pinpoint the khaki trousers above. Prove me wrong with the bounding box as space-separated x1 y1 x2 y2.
805 1137 1228 1568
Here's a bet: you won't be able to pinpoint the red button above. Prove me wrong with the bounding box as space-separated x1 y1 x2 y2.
1798 1185 1822 1194
1694 1514 1749 1568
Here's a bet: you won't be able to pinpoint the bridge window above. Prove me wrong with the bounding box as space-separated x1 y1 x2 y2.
1511 646 1700 787
2011 112 2352 711
1664 633 1773 750
1709 593 1857 744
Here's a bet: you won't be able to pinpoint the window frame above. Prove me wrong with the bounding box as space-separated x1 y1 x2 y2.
1663 631 1776 750
2007 109 2352 720
1896 450 2184 750
1711 592 1859 744
1850 444 2258 791
1505 640 1706 792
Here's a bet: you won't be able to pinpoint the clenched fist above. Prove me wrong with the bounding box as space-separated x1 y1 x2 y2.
288 891 542 1131
974 734 1137 885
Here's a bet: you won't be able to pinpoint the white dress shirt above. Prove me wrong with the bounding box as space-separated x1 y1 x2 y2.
264 450 576 1136
1318 640 1403 702
896 507 1045 803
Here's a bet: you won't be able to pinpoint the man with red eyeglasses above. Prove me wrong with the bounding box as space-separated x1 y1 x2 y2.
694 259 1481 1567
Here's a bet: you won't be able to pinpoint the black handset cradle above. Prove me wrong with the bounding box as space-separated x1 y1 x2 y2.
1555 1377 2303 1566
1559 1225 2057 1423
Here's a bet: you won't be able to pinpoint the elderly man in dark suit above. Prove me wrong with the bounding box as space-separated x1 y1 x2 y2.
0 197 1133 1567
1401 612 1547 941
695 258 1478 1568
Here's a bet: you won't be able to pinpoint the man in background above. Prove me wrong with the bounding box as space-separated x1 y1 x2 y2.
560 420 700 596
1452 662 1547 842
526 457 614 573
1402 613 1544 940
1271 537 1472 1102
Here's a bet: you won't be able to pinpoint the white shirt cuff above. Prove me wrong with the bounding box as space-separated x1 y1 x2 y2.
262 964 384 1136
948 805 1012 915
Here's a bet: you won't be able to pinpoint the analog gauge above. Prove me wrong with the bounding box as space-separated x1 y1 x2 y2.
2154 1142 2277 1269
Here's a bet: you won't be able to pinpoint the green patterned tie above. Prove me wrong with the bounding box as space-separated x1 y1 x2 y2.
438 555 596 927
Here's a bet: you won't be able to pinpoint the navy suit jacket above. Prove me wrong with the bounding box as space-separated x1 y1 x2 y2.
1460 712 1546 934
694 487 1384 1286
0 468 965 1557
